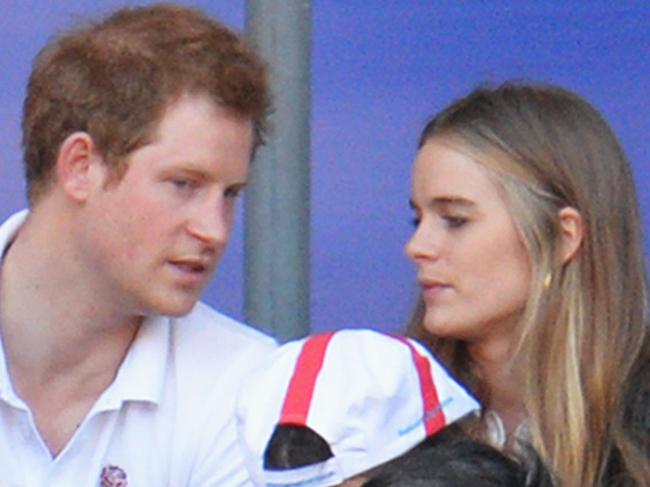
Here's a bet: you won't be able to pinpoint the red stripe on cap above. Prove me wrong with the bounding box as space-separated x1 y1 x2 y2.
279 332 335 425
393 336 446 435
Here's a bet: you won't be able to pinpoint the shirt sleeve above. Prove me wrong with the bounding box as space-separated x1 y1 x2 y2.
188 409 254 487
185 342 276 486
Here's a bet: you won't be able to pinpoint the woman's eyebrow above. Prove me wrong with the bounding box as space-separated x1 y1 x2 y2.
409 196 476 210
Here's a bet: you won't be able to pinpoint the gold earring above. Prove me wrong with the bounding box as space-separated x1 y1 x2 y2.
543 272 552 289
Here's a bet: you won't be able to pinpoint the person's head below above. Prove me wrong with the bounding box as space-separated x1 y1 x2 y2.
405 82 649 485
361 426 555 487
264 424 555 487
236 329 481 487
20 3 270 318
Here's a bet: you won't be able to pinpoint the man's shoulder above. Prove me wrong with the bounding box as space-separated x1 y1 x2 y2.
169 301 277 378
173 301 276 348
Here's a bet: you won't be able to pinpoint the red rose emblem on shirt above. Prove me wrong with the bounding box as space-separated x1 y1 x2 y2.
100 465 128 487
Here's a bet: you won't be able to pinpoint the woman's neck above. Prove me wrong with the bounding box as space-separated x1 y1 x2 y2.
467 338 527 440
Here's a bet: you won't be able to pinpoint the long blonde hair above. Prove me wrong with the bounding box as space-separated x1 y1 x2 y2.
407 83 649 486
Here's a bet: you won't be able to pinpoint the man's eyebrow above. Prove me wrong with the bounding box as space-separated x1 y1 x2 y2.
163 165 250 189
161 164 226 183
228 181 248 191
161 164 207 177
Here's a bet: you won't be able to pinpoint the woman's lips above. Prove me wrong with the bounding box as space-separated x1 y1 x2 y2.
419 280 451 301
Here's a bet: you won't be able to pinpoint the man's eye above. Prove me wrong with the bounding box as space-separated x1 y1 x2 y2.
225 187 243 199
171 179 193 190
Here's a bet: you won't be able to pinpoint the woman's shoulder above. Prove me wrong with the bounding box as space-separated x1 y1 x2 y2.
624 342 650 438
601 354 650 486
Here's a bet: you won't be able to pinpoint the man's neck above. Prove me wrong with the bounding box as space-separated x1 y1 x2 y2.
0 206 141 455
0 208 140 369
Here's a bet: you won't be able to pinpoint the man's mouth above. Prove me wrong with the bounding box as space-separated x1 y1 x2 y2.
171 260 207 273
168 258 214 283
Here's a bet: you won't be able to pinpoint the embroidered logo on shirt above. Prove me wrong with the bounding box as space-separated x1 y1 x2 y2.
100 465 128 487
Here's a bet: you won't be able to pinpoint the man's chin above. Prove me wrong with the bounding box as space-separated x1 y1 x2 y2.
145 294 201 318
163 301 199 317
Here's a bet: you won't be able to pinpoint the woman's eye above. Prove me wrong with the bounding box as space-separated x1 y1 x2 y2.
410 216 421 228
443 216 468 229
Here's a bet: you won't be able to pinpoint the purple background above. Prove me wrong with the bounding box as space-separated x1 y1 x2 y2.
1 1 648 335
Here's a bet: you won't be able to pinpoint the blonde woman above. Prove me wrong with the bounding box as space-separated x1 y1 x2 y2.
405 83 649 486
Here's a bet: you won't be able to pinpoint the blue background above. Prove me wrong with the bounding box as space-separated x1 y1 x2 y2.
1 1 648 335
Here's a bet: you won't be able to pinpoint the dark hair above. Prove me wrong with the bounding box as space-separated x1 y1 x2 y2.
22 2 270 204
602 337 650 486
363 427 555 487
264 424 334 470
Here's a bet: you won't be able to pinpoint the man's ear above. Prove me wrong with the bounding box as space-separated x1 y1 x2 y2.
56 132 104 202
557 206 583 264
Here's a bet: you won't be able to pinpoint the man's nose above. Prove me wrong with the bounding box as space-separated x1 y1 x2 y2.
185 198 231 248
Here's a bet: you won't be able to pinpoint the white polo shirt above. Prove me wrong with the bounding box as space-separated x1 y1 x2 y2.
0 211 277 486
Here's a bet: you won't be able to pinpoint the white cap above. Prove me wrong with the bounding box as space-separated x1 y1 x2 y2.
236 329 480 487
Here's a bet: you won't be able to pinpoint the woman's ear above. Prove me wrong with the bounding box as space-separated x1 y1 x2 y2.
56 132 103 202
557 207 583 264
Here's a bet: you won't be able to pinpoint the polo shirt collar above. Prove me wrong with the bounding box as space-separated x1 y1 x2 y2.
0 308 171 414
0 210 28 254
0 330 20 406
0 210 29 402
101 314 170 409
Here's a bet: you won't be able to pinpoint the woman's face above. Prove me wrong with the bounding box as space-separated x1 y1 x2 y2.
405 139 531 347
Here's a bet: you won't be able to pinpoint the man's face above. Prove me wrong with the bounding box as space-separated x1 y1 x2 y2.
80 92 253 317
